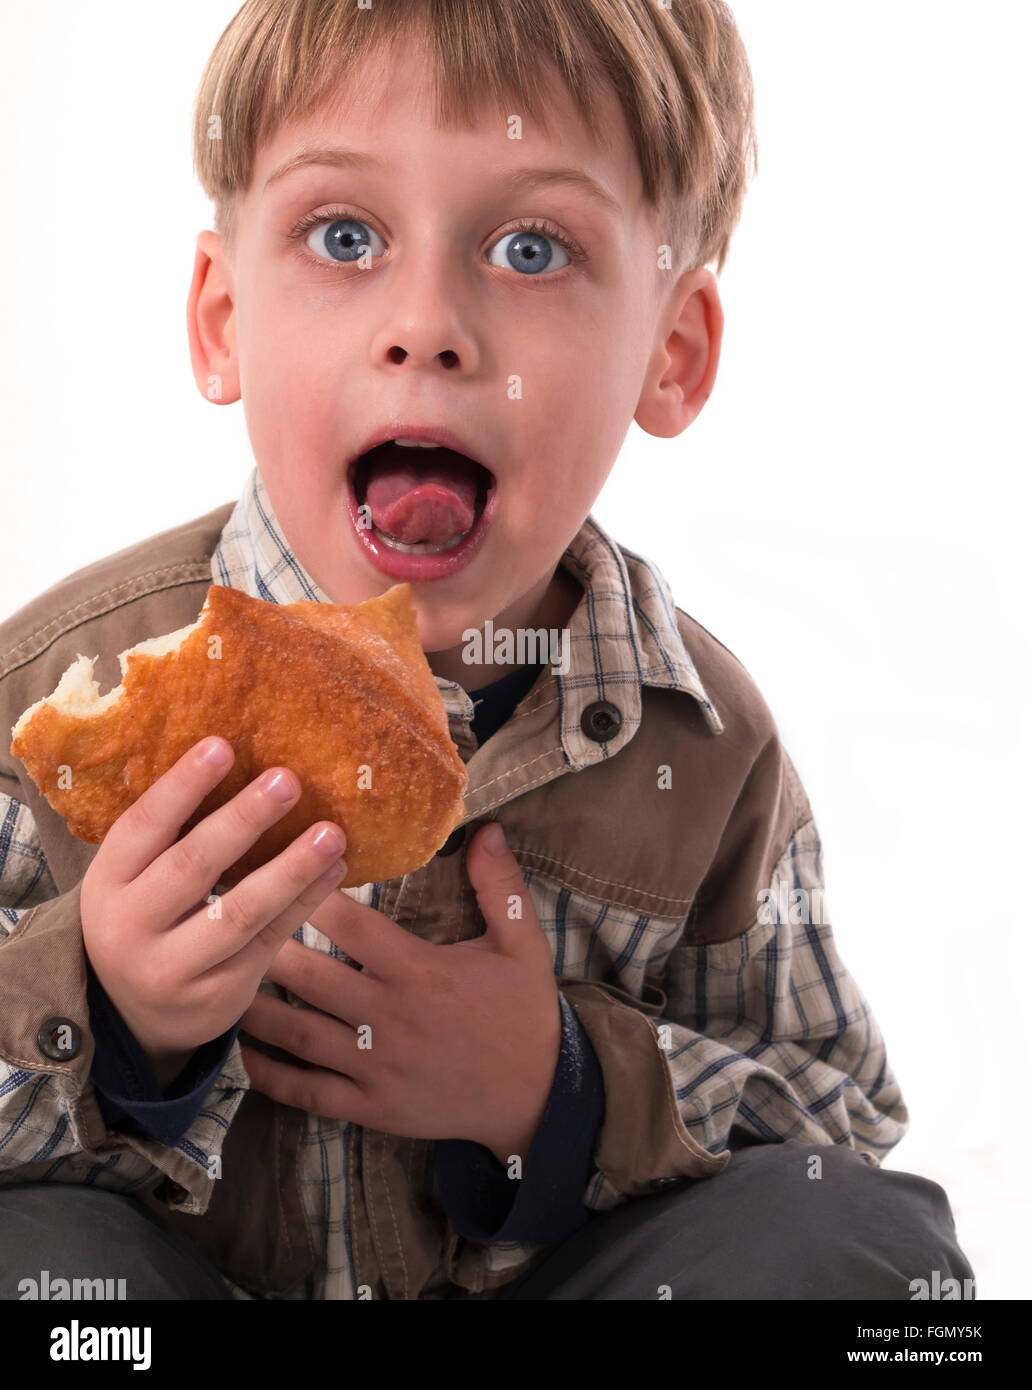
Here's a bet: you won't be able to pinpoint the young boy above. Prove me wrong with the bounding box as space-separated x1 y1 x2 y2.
0 0 973 1301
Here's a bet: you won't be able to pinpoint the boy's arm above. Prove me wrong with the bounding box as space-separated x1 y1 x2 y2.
556 746 910 1215
0 781 249 1212
434 991 604 1245
85 954 242 1146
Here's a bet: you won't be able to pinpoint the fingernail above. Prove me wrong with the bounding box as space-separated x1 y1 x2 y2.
312 825 347 856
199 737 231 768
262 769 298 802
318 857 347 882
482 822 507 855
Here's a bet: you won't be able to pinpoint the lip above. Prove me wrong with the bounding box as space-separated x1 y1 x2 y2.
344 425 499 583
348 422 492 464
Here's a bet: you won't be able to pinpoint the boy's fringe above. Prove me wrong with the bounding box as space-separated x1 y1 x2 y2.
192 0 757 275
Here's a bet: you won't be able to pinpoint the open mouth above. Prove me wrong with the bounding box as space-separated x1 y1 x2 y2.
351 442 494 554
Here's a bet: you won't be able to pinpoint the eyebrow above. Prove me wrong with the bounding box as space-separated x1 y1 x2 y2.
264 145 621 216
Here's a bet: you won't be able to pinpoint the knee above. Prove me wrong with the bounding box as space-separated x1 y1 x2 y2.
725 1140 976 1300
0 1182 232 1301
496 1140 977 1302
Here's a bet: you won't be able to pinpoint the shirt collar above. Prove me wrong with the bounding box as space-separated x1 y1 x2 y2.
550 514 725 766
211 468 723 767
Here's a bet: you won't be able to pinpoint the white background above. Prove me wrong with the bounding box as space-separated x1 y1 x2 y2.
2 2 1028 1297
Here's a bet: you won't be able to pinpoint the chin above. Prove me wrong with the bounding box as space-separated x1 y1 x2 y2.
410 607 480 659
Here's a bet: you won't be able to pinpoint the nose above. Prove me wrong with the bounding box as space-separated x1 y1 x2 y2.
367 246 480 373
386 343 459 369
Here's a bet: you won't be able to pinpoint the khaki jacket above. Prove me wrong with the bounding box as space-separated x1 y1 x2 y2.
0 490 908 1299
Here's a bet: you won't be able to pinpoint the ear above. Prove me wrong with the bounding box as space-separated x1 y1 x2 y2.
187 229 241 406
634 267 724 440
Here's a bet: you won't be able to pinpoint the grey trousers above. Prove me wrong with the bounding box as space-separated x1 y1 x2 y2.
495 1137 976 1300
0 1138 974 1301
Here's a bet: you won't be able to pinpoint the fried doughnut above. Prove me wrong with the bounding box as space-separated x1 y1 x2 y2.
9 582 468 890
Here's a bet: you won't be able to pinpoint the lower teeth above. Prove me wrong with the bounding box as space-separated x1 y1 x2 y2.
371 523 471 555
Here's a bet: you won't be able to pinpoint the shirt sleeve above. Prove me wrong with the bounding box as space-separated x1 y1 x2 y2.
656 811 909 1160
0 786 249 1216
0 787 60 936
0 778 237 1156
1 781 238 1149
434 991 604 1244
558 799 910 1216
85 954 241 1148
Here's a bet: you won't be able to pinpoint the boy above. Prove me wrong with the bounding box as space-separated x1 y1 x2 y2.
0 0 972 1300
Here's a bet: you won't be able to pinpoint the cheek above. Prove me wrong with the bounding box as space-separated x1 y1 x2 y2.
239 328 344 479
238 278 328 398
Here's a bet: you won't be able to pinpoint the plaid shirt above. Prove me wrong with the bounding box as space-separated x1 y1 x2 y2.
0 467 908 1299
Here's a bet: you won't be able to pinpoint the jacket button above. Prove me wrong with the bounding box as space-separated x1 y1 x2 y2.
436 826 466 856
37 1017 82 1061
580 700 622 742
649 1176 682 1191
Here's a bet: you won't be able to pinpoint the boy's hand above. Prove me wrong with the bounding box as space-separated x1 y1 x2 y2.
238 823 562 1166
80 736 350 1089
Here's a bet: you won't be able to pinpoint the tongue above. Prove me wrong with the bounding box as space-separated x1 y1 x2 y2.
365 447 481 545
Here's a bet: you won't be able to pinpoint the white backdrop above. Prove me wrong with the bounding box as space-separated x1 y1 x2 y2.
1 1 1028 1297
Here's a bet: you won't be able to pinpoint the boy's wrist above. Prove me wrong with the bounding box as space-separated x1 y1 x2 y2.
484 1116 541 1168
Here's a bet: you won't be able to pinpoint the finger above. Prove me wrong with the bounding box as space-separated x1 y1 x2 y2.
239 990 370 1082
464 822 535 951
239 1042 368 1124
261 935 379 1023
101 736 238 888
134 753 343 929
173 819 349 975
304 886 424 982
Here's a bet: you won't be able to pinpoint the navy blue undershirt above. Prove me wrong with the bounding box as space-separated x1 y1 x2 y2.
86 659 605 1249
468 658 543 745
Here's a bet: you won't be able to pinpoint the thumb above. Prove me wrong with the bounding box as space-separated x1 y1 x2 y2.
465 822 534 949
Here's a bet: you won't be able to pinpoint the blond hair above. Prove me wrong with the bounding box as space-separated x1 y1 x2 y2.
192 0 757 275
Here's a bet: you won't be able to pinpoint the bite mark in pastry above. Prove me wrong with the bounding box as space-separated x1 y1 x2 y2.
9 582 468 890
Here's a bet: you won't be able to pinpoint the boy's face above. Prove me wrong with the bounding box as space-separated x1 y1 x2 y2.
189 40 720 674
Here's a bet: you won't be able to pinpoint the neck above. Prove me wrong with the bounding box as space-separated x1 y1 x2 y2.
427 564 583 687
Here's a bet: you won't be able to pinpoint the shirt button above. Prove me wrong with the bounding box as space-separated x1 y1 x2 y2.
436 826 467 856
37 1017 82 1061
580 700 623 742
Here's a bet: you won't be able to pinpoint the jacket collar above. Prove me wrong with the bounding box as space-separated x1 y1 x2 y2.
211 469 724 768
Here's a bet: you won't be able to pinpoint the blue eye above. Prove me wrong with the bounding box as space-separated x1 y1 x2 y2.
291 211 580 274
305 217 386 263
487 228 570 275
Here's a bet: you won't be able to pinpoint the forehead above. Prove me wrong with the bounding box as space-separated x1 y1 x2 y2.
248 38 645 218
